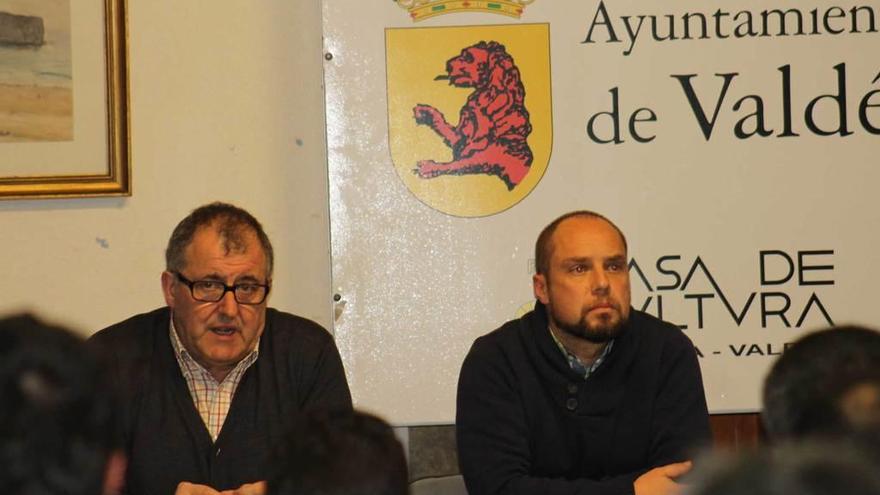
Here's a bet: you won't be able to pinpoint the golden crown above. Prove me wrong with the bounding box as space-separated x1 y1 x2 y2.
395 0 535 21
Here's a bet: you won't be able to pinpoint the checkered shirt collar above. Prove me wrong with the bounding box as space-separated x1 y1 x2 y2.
548 325 613 380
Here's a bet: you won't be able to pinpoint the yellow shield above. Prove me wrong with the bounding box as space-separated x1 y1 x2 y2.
386 24 552 217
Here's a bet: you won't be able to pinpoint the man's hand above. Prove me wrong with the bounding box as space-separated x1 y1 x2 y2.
175 482 221 495
633 461 693 495
219 481 267 495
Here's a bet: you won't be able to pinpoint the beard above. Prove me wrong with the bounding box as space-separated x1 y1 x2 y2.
550 304 628 344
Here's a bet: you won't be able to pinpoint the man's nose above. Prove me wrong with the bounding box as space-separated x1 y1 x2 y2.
217 290 240 318
591 269 610 294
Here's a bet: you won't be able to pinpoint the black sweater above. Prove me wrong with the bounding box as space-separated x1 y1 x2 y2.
89 307 352 495
456 303 711 495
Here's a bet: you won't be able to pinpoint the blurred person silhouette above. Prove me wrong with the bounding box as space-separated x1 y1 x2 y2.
762 325 880 441
0 313 124 495
687 440 880 495
267 409 408 495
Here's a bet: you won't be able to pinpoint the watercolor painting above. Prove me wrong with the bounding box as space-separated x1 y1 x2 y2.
0 0 72 142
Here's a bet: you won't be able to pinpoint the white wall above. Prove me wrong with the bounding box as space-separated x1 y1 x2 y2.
0 0 332 335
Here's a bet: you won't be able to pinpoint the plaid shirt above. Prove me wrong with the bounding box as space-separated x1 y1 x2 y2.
169 320 259 441
548 326 613 380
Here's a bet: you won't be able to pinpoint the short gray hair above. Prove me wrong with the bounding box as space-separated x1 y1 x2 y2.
165 202 274 277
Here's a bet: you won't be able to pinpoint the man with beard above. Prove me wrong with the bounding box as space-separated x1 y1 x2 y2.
456 211 711 495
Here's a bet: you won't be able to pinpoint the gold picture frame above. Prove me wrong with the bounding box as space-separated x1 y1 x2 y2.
0 0 130 199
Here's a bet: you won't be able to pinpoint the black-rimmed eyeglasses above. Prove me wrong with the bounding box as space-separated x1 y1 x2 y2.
173 272 270 305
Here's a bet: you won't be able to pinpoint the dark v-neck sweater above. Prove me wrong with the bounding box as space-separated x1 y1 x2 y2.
89 307 352 495
456 303 711 495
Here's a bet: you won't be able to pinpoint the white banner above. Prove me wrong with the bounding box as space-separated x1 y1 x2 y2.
323 0 879 424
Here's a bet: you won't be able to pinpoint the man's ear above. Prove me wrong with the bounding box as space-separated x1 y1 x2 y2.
161 271 177 309
533 273 550 305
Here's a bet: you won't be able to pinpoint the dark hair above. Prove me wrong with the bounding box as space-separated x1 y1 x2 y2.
0 314 118 495
165 202 274 277
762 325 880 441
688 440 880 495
268 409 409 495
534 210 628 276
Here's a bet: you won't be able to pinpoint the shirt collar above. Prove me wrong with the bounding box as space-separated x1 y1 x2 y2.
548 325 613 380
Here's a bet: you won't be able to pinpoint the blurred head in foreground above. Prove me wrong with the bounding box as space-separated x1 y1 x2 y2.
0 314 123 495
687 440 880 495
268 409 408 495
762 325 880 441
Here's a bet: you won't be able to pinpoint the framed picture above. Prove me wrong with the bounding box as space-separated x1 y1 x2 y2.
0 0 129 199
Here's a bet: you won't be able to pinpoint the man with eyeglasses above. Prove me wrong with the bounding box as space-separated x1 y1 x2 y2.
90 202 352 495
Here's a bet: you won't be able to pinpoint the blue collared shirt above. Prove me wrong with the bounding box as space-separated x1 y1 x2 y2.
548 326 614 380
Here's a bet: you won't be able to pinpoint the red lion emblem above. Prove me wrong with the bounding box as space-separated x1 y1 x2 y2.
412 41 533 190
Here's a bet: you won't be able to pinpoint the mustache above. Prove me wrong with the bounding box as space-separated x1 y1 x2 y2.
587 301 620 311
214 314 238 325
